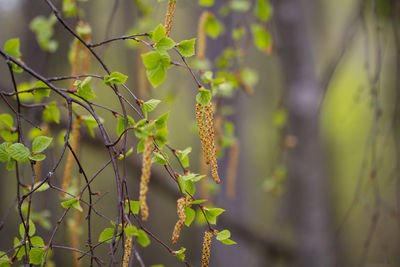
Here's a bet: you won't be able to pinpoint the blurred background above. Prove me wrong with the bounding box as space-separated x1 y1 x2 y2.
0 0 399 266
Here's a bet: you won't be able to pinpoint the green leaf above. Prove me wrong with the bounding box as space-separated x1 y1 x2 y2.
220 238 237 245
230 0 251 12
196 88 212 106
32 136 52 153
0 114 14 130
116 115 135 137
155 112 169 129
32 182 50 192
98 227 116 243
13 238 26 260
199 0 214 6
216 229 230 240
205 14 224 39
30 236 45 247
118 147 134 160
6 158 15 171
155 37 175 51
29 248 45 265
176 147 191 168
104 72 128 86
152 151 168 165
63 0 77 17
175 247 186 262
4 38 21 58
0 130 18 142
251 24 272 51
181 173 205 182
254 0 273 21
30 16 58 53
204 208 225 224
0 142 11 162
137 139 145 153
189 199 207 205
0 251 10 267
19 220 36 238
125 200 140 215
6 143 30 162
142 51 171 88
177 176 195 196
28 154 46 161
125 225 138 236
61 198 83 212
178 38 196 57
136 229 150 247
75 77 96 100
142 99 161 117
82 115 103 137
43 101 60 124
152 24 166 43
184 207 195 227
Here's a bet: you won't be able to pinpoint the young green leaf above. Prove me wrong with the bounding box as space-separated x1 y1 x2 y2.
0 114 14 130
199 0 214 7
75 77 96 100
29 248 46 265
196 88 212 106
32 136 52 154
116 115 135 137
204 14 224 39
61 198 83 212
6 143 30 162
104 72 128 86
142 51 171 87
32 182 50 192
136 230 150 247
175 247 186 262
155 112 169 129
152 151 168 165
19 220 36 238
4 38 21 58
125 200 140 214
204 207 225 224
142 99 161 117
184 207 195 227
43 101 60 124
0 130 18 142
98 227 117 243
254 0 273 21
0 142 11 162
251 24 272 51
118 147 134 160
28 154 46 161
125 225 138 236
176 147 192 168
151 24 166 43
155 37 175 51
0 251 10 267
178 38 196 57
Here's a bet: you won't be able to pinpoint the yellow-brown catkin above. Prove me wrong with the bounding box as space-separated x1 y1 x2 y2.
70 39 82 90
197 11 209 60
171 197 186 244
139 137 153 221
164 0 176 37
196 103 210 164
201 230 213 267
204 103 220 184
226 139 240 200
123 234 133 267
61 117 82 196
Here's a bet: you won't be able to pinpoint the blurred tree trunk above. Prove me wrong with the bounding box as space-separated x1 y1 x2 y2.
273 0 335 266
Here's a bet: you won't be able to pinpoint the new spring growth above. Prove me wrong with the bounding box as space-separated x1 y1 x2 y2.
197 11 210 60
61 117 82 196
123 232 133 267
201 230 213 267
196 103 210 164
164 0 176 37
204 103 220 184
139 137 153 221
171 197 186 244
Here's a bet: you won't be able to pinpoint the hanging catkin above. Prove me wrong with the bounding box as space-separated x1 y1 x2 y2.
197 11 209 60
196 103 210 164
123 233 133 267
164 0 176 37
204 103 220 184
139 137 153 221
201 230 213 267
171 197 186 244
61 117 82 195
